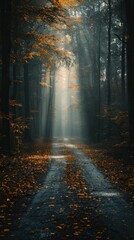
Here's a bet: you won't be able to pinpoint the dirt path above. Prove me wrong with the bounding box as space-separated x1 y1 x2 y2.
6 143 134 239
65 143 134 239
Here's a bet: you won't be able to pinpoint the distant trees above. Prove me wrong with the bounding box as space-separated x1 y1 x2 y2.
0 0 134 153
125 0 134 145
0 0 72 154
69 0 133 144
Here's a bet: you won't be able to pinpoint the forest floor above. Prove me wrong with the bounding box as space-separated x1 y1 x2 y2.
0 140 134 239
0 141 51 239
77 142 134 205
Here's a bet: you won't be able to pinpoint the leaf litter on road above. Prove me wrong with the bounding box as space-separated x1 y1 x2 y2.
77 143 134 204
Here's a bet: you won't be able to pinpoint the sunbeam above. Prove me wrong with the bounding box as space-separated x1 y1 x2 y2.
52 63 82 141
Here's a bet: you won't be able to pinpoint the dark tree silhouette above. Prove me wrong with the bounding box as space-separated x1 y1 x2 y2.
1 0 12 154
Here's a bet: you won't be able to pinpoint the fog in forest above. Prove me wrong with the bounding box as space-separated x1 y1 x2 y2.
33 2 127 143
0 0 134 153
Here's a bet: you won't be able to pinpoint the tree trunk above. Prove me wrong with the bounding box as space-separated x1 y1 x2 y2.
121 22 126 109
125 0 134 145
24 63 31 140
45 70 54 139
35 62 42 138
11 0 19 118
97 22 101 142
106 0 112 139
12 63 17 117
1 0 11 154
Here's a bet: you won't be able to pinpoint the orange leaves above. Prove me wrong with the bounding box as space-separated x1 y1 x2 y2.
9 100 23 108
49 204 55 207
56 224 65 230
62 147 87 191
77 143 134 204
10 117 28 152
0 142 51 237
56 0 84 8
32 34 63 62
34 34 60 48
23 14 30 22
39 82 52 88
68 83 80 90
71 74 78 79
60 146 102 237
26 51 40 59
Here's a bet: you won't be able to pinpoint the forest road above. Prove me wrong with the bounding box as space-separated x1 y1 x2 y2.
10 142 134 240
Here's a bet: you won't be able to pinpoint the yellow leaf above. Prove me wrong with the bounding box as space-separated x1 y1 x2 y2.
49 204 55 207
